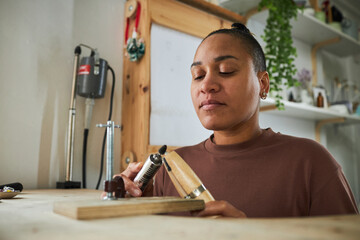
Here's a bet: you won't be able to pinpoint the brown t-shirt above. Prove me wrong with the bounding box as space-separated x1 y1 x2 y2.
154 128 358 217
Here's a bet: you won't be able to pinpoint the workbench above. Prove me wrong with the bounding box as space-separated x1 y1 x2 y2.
0 189 359 240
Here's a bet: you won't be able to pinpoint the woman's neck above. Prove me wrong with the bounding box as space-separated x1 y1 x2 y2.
212 114 262 145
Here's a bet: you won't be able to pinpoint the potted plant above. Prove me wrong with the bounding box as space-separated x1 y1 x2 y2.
296 68 314 105
258 0 301 109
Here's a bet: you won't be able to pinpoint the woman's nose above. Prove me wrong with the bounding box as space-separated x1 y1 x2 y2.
200 73 220 93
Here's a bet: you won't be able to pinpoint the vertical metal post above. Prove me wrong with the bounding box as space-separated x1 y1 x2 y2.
97 121 121 200
106 121 114 199
66 51 80 182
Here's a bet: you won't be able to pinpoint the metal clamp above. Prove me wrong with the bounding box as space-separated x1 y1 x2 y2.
185 184 207 199
97 121 121 200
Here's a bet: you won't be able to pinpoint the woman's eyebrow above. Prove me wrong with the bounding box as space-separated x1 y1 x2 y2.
214 55 238 62
191 55 238 68
191 61 201 68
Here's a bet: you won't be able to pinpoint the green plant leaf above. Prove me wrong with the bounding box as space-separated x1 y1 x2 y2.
259 0 299 110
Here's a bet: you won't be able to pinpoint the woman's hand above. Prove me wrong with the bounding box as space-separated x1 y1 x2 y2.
101 162 153 198
117 162 144 197
192 200 247 218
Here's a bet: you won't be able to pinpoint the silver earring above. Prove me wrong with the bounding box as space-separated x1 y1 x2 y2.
260 92 267 100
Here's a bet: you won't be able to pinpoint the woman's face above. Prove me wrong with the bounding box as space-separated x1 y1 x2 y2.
190 33 268 132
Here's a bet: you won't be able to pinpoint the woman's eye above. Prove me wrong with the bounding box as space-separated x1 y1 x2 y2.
220 71 234 75
194 75 204 80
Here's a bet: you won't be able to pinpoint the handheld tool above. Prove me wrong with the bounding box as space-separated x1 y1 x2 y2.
163 151 215 203
134 145 167 191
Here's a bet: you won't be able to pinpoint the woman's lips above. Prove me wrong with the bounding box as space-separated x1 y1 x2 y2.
200 99 225 110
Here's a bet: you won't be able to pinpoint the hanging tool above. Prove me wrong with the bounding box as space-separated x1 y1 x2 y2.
124 0 145 61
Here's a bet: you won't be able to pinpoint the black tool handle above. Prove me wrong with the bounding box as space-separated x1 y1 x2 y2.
0 182 23 192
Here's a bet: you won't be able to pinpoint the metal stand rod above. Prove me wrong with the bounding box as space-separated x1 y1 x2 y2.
97 121 121 200
66 49 81 182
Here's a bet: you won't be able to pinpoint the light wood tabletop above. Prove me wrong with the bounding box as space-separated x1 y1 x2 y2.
0 189 359 240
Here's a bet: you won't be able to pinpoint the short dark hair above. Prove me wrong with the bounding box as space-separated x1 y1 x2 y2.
203 23 266 73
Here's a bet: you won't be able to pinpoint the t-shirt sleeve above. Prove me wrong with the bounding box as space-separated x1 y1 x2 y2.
309 167 359 215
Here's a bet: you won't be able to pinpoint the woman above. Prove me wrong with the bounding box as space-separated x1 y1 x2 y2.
117 23 358 218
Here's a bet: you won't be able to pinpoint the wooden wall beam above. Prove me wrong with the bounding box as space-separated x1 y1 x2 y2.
260 105 277 112
309 0 320 12
176 0 246 24
151 0 232 39
121 0 151 170
315 117 345 142
244 6 262 24
311 37 341 86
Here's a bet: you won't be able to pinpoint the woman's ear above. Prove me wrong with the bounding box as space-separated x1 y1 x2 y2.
257 71 270 95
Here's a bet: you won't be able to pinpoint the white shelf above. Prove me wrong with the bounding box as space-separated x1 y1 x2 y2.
251 10 360 57
260 98 360 124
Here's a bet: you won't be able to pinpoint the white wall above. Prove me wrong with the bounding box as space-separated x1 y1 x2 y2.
0 0 125 189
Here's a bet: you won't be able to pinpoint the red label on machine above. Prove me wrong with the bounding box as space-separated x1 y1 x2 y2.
78 65 90 75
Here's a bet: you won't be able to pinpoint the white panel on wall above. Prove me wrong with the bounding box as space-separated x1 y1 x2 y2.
150 24 212 146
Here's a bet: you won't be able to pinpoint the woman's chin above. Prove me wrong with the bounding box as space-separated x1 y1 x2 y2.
200 120 226 131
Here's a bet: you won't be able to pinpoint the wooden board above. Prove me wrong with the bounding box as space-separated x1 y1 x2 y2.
2 190 359 240
53 197 204 220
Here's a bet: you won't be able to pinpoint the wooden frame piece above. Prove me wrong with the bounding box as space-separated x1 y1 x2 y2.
315 117 345 142
311 37 341 87
176 0 246 24
309 0 320 12
121 0 232 170
260 105 277 112
244 6 263 24
176 1 264 25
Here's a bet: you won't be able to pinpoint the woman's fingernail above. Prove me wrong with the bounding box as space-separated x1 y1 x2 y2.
134 189 142 196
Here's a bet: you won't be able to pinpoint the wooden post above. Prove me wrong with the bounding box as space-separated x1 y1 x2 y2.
244 6 263 25
260 105 277 112
311 37 341 87
315 117 345 143
176 0 246 24
309 0 320 12
121 0 151 170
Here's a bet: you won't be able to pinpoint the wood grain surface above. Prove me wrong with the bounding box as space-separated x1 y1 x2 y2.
0 190 359 240
164 151 214 203
54 196 204 220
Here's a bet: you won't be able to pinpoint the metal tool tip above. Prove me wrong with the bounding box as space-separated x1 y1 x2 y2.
158 145 167 155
